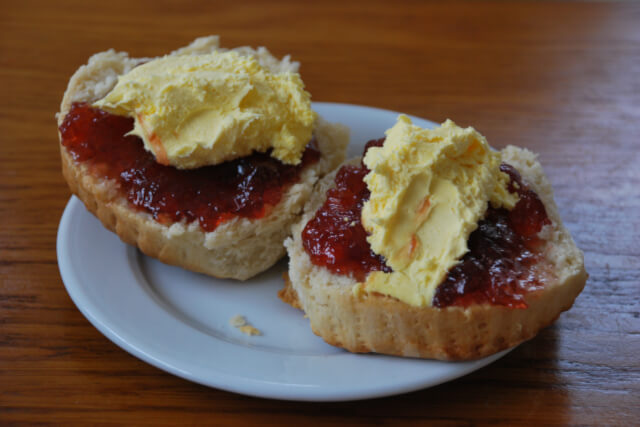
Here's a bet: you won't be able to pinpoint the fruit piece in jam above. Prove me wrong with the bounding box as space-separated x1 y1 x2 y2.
301 138 551 308
59 102 320 232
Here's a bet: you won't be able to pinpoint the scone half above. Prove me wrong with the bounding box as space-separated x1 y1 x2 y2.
283 146 587 360
57 37 349 280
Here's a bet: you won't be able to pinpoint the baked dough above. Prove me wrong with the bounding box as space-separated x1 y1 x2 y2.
57 37 349 280
282 147 587 360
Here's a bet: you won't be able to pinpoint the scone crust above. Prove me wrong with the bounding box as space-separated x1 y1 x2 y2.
283 148 587 360
58 37 349 280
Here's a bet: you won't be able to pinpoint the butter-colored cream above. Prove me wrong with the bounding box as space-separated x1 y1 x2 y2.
94 51 316 168
358 116 518 307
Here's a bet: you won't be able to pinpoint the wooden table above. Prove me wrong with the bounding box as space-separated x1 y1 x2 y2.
2 1 638 424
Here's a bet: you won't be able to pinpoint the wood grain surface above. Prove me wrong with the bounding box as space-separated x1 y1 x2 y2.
1 0 639 425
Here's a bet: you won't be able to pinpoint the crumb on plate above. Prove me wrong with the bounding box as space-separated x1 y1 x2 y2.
229 315 262 336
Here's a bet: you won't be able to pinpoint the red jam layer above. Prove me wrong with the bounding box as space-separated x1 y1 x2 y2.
301 139 551 308
302 139 391 282
59 102 320 232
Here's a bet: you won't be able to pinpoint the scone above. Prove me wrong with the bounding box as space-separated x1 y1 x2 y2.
282 116 587 360
57 36 348 280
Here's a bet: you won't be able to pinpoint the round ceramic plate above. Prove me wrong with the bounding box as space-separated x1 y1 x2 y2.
57 102 511 402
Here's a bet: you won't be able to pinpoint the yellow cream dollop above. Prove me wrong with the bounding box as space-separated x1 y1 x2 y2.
358 115 518 307
93 51 316 168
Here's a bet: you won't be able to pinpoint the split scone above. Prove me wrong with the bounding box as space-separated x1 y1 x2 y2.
282 116 587 360
57 36 348 280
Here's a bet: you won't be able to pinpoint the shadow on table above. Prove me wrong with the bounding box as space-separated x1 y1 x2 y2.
355 326 567 423
252 325 572 424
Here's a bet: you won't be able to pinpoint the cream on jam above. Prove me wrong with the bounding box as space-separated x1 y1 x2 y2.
59 102 320 232
301 139 550 308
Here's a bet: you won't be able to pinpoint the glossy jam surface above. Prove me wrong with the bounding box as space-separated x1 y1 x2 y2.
302 139 391 282
59 102 320 231
432 206 549 309
500 163 551 238
301 139 551 307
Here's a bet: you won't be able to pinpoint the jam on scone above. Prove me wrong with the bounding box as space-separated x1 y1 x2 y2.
301 138 551 308
57 36 349 280
60 102 320 232
283 115 587 360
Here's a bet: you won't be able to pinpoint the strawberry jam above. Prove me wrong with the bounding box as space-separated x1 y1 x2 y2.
59 102 320 231
432 164 551 308
301 139 391 282
301 138 551 308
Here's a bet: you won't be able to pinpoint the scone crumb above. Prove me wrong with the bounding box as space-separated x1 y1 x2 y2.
239 325 262 336
230 315 246 327
229 315 262 336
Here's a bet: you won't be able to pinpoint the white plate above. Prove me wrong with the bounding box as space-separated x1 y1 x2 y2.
57 102 511 402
